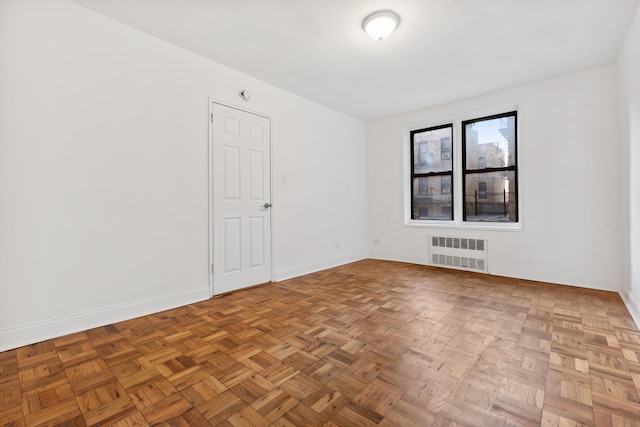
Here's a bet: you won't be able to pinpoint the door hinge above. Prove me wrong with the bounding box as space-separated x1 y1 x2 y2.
210 113 213 123
211 264 214 274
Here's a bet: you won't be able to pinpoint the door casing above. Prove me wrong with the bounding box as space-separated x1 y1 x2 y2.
208 99 274 297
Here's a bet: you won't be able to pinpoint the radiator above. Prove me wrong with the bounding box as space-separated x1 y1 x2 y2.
429 236 488 273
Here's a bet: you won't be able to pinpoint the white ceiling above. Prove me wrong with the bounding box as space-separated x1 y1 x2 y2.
72 0 639 121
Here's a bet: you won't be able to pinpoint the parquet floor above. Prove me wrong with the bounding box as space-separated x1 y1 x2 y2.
2 260 640 426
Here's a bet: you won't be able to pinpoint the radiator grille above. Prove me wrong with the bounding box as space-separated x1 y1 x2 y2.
429 236 488 273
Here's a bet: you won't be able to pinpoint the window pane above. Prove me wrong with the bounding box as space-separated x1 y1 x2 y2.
465 115 515 170
412 176 453 220
413 126 452 174
441 175 451 194
464 171 516 222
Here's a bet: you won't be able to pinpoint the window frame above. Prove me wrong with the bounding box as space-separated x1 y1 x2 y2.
461 111 518 223
404 105 521 230
409 123 454 221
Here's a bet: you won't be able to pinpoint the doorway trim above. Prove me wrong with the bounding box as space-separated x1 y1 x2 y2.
207 98 275 298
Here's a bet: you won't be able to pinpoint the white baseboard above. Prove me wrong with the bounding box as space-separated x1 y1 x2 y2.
4 260 634 353
368 253 429 266
274 254 367 282
368 252 622 292
620 292 640 330
0 287 210 353
490 264 622 292
369 253 640 328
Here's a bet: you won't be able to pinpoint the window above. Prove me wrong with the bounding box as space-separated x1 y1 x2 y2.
441 175 451 194
407 109 519 226
410 124 453 220
462 111 518 222
478 181 487 199
441 138 452 160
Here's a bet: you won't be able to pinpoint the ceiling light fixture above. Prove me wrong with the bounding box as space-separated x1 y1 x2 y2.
362 10 400 41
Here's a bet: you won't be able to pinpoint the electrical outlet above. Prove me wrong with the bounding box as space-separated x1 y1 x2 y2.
373 238 380 244
335 243 341 248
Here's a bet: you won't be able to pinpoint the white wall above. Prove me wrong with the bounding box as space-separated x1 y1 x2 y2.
618 5 640 326
0 0 367 351
367 66 622 291
1 0 635 353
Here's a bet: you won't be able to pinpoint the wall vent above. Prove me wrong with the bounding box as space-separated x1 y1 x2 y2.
429 236 488 273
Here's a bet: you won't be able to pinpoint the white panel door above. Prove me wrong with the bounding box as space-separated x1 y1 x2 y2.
211 103 271 295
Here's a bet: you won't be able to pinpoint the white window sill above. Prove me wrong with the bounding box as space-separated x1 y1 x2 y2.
404 220 523 232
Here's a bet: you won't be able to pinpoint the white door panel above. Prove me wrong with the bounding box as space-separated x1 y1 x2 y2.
210 103 271 295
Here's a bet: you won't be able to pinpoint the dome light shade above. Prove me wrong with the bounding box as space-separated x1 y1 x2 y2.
363 10 400 41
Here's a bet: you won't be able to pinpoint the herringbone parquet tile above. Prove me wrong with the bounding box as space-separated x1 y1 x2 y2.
2 260 640 426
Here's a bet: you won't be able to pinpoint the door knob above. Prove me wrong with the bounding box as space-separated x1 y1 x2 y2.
263 203 272 209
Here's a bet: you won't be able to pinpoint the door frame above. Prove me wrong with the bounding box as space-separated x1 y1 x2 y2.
208 99 275 298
